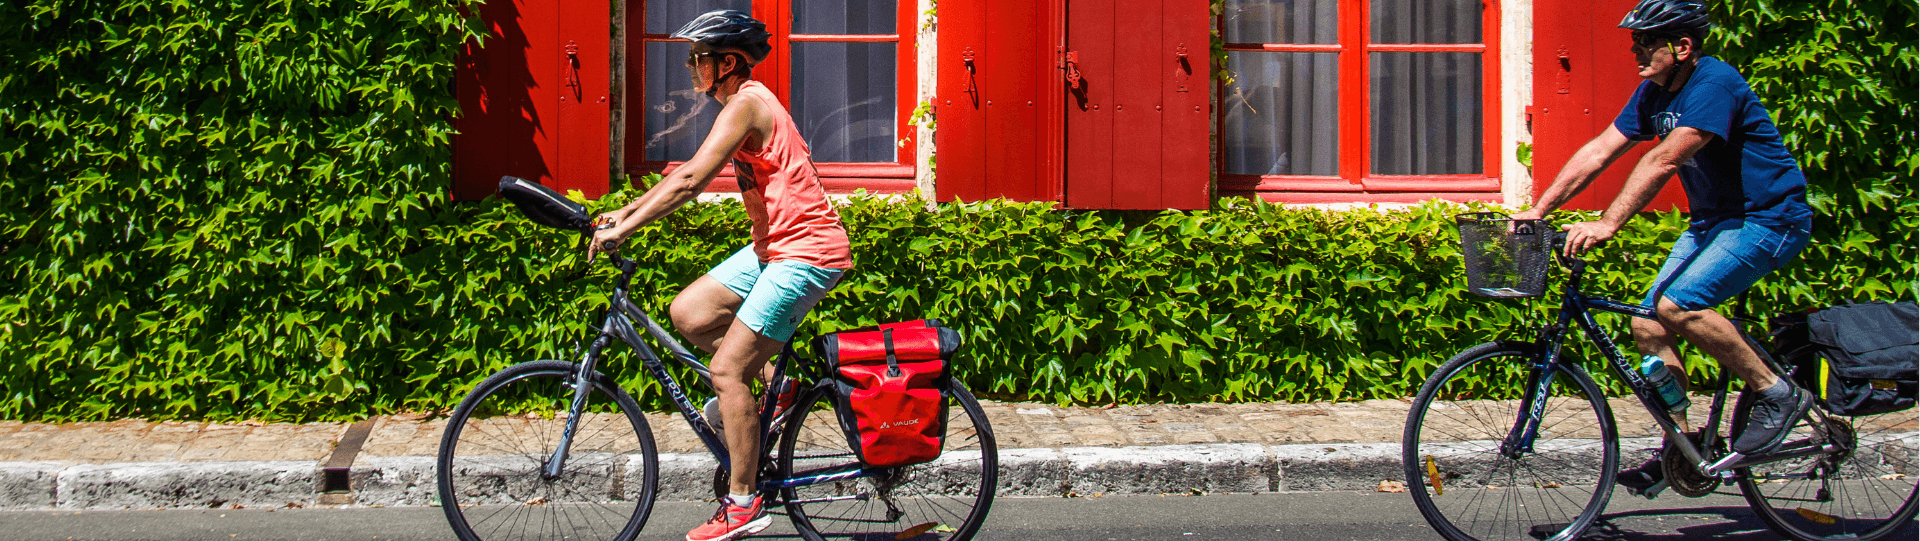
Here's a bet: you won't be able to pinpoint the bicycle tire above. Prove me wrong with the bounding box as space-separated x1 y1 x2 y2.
778 380 998 541
436 360 660 541
1404 341 1620 541
1733 391 1919 540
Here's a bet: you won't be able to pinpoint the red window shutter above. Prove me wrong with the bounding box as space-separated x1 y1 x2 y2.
1064 0 1211 210
1531 0 1685 212
935 0 1064 203
454 0 611 201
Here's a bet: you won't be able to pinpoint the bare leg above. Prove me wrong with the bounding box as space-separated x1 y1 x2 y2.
671 276 781 383
670 276 742 355
1653 297 1780 391
709 318 788 495
1632 309 1693 432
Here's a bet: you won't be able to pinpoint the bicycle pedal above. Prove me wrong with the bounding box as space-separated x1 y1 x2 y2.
1628 480 1668 499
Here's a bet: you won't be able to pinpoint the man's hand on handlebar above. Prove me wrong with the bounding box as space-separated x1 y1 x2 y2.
1559 220 1618 258
585 214 624 260
1505 208 1547 235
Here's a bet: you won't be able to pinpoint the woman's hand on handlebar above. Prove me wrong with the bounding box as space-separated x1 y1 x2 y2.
585 214 625 260
1559 220 1619 258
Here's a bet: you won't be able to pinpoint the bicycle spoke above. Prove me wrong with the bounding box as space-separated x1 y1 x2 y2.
438 362 656 541
1406 344 1615 541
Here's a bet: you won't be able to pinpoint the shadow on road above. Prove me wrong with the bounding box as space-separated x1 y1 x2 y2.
1571 505 1918 540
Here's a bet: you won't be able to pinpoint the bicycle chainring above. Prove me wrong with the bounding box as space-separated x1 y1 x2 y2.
1663 431 1722 498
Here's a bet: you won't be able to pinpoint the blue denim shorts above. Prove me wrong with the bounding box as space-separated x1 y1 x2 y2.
1643 218 1811 311
708 245 844 342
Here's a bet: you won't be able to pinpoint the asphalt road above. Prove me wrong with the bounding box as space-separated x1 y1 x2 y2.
3 489 1912 541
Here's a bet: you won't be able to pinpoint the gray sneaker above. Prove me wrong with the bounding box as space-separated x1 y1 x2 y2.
1733 384 1814 455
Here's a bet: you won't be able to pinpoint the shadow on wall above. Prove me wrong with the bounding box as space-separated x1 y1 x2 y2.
453 0 547 201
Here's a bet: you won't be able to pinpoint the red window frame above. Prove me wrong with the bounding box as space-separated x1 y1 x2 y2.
1215 0 1503 204
627 1 919 193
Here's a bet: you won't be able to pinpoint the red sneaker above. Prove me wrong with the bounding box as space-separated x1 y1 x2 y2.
686 494 771 541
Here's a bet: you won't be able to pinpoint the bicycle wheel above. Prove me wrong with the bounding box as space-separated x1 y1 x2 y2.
778 380 998 541
1735 393 1919 540
437 360 659 541
1404 341 1620 541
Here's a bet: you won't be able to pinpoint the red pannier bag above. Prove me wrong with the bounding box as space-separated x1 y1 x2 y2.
815 319 960 468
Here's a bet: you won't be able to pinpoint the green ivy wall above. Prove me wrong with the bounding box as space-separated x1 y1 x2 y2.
1 0 1912 421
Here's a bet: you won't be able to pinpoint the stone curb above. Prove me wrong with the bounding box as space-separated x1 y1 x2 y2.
22 461 319 510
0 442 1450 510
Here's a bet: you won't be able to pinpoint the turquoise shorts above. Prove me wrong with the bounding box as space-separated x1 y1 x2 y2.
708 245 844 342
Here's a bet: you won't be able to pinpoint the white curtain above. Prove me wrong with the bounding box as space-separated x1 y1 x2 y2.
1370 0 1482 175
1222 0 1339 176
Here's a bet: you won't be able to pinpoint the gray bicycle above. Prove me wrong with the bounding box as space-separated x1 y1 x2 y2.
431 177 999 541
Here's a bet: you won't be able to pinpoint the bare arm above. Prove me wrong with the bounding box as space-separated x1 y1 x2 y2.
1513 125 1638 221
1560 126 1714 255
589 97 763 257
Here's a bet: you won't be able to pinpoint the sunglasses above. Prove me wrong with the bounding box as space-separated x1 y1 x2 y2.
685 51 745 67
1631 33 1678 50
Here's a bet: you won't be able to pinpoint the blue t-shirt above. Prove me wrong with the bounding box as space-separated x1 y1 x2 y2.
1613 56 1813 230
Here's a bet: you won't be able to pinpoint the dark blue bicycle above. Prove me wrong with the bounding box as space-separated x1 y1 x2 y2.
1401 213 1917 541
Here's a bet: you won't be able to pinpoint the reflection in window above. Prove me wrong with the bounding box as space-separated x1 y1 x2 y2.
1371 0 1481 44
793 0 894 34
646 0 752 34
1223 0 1337 44
1370 52 1481 175
643 41 722 162
792 42 897 163
1224 52 1338 176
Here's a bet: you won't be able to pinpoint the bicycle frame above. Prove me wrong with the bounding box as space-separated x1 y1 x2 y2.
1499 256 1845 481
539 254 900 497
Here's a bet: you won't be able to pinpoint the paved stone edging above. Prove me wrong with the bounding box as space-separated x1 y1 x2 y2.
0 442 1471 510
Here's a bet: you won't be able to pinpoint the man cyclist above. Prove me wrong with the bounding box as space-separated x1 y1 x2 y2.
585 10 853 540
1510 0 1816 491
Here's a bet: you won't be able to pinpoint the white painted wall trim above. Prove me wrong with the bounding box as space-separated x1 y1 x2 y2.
1501 0 1535 208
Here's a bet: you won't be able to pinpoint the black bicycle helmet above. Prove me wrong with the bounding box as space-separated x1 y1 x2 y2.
1618 0 1712 34
670 9 772 63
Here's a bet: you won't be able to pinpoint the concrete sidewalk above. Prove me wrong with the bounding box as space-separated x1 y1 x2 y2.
0 397 1717 510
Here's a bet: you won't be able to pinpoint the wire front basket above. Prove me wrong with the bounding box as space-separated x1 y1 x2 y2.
1457 213 1553 299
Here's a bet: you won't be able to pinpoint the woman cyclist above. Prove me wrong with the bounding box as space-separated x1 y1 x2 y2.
585 10 854 541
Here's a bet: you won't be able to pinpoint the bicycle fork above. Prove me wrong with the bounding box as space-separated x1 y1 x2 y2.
1499 328 1567 459
544 331 614 479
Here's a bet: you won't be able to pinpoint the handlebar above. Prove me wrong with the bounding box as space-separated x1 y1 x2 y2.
581 224 638 282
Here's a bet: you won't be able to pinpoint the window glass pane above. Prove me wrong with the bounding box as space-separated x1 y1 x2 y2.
1223 0 1337 44
643 41 724 162
791 42 897 163
1371 0 1480 44
794 0 895 35
1223 51 1338 176
1370 52 1482 175
646 0 753 35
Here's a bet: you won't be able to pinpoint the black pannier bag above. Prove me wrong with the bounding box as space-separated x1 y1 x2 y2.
498 176 593 230
1774 301 1919 416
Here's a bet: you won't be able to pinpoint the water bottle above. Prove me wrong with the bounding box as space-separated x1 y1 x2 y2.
1640 355 1690 413
703 397 725 430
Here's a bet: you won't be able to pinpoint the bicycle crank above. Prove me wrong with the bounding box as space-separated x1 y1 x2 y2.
1663 431 1722 497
